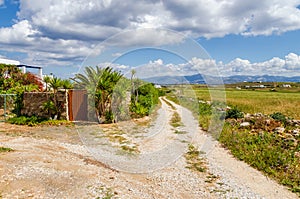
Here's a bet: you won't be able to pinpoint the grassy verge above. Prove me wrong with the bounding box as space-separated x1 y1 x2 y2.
7 116 73 126
219 123 300 193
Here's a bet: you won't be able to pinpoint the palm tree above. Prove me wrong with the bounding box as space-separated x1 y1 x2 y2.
61 79 73 91
48 77 63 119
43 76 51 91
73 66 123 123
72 66 104 121
72 66 103 94
96 67 123 122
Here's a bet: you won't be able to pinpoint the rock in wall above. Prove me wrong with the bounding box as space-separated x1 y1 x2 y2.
21 91 67 119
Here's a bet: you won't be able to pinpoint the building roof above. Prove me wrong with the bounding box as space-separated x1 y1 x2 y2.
17 64 42 69
0 58 20 65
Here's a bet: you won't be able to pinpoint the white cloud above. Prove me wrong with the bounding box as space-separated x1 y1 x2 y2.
1 0 300 68
284 53 300 70
13 0 300 40
122 53 300 78
220 53 300 76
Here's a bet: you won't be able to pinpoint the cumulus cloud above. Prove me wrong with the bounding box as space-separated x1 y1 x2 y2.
120 53 300 78
1 0 300 67
219 53 300 76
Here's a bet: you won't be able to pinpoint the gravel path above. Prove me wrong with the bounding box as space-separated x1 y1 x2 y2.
0 97 298 198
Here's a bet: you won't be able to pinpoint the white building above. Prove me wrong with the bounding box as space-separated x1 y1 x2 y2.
0 58 20 65
282 84 291 88
0 58 43 78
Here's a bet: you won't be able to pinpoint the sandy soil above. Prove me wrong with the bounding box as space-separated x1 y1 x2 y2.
0 97 298 199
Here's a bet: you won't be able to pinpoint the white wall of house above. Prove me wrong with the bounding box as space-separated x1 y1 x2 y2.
0 58 20 65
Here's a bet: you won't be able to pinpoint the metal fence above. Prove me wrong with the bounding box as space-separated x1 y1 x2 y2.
0 94 17 121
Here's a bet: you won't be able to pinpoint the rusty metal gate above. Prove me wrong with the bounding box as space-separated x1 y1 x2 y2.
68 90 88 121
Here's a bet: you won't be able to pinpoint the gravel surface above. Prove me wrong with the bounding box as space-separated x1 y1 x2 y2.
0 97 298 198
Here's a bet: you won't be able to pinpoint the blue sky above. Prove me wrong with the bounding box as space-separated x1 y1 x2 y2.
0 0 19 27
0 0 300 78
199 30 300 63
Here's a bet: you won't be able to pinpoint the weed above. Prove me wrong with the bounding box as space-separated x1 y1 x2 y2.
95 186 116 199
174 130 187 134
120 145 139 154
185 144 207 173
170 112 182 127
0 146 13 152
205 173 219 183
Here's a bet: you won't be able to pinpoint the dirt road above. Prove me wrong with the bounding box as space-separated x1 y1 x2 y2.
0 97 298 198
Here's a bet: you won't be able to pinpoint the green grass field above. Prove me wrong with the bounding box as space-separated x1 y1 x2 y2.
180 86 300 119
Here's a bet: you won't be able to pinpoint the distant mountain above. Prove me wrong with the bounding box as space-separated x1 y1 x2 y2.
143 74 300 84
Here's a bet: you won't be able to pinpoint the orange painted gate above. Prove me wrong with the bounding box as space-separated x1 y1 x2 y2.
68 90 88 121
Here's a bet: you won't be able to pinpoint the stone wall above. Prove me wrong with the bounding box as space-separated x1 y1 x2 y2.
21 91 68 119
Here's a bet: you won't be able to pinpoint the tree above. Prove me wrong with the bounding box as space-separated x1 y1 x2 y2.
43 76 51 91
72 66 104 121
96 67 123 123
73 66 123 123
131 69 136 95
72 66 102 90
61 79 73 91
130 83 159 117
41 76 73 120
47 77 63 119
130 69 139 104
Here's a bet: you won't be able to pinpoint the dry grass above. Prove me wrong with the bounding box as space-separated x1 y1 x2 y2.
170 112 182 127
161 97 176 110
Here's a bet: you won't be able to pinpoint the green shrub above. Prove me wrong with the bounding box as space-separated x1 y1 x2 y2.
225 106 244 119
130 102 148 117
131 83 159 117
198 103 211 130
158 89 166 96
199 103 212 116
270 112 287 125
7 115 43 126
7 115 71 126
